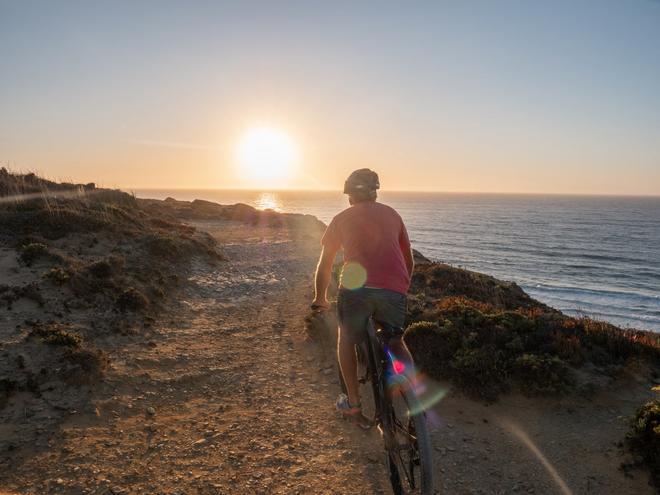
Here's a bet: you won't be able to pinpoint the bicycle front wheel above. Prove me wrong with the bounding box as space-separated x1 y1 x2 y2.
385 376 434 495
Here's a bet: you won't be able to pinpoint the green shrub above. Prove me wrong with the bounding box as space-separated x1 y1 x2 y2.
28 323 82 348
450 346 508 401
43 266 70 285
116 287 149 312
19 242 49 266
513 354 573 396
626 399 660 489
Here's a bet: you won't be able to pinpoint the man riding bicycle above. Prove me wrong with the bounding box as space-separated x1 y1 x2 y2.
312 169 415 429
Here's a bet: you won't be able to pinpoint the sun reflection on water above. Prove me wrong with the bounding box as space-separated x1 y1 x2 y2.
256 192 282 212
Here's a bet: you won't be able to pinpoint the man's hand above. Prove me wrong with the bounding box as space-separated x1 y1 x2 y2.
311 298 330 311
313 246 337 312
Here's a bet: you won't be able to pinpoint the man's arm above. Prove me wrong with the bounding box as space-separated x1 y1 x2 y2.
399 219 414 277
312 246 338 309
403 246 414 277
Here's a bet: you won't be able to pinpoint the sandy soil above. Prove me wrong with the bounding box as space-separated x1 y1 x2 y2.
0 218 655 494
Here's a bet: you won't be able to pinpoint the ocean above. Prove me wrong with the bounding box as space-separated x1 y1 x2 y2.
134 189 660 333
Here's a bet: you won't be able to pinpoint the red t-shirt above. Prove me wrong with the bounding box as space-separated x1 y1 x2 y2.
321 201 411 295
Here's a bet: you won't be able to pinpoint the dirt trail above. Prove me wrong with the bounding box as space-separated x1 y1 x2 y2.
2 219 654 494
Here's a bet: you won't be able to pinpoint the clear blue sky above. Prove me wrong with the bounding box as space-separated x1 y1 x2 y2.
1 0 659 194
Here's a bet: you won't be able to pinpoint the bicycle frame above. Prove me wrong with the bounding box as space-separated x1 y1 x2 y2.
360 318 402 443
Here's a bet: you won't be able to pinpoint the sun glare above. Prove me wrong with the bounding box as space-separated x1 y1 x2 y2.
256 192 282 211
236 126 298 184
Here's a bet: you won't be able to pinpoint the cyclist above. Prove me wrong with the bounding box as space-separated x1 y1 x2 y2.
312 168 415 428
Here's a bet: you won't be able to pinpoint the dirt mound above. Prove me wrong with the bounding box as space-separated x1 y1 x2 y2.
0 170 222 428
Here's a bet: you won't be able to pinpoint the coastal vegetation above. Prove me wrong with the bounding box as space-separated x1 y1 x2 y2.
626 399 660 488
0 169 221 408
404 265 659 401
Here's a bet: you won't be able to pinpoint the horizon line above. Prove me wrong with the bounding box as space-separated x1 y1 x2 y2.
126 186 660 199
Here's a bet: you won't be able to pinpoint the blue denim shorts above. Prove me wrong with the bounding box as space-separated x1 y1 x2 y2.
336 287 407 345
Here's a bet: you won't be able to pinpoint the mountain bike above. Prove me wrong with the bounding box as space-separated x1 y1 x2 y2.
337 318 434 495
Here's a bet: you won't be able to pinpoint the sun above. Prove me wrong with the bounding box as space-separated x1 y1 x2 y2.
236 126 299 184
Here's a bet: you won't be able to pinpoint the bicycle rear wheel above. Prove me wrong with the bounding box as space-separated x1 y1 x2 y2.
385 376 434 495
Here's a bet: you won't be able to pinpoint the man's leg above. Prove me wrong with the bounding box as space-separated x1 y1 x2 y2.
337 289 373 430
336 288 371 416
337 326 372 428
337 328 360 406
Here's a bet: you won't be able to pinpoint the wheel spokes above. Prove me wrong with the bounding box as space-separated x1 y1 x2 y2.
388 395 423 493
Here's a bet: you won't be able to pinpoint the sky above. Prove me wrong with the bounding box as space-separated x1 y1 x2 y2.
1 0 659 194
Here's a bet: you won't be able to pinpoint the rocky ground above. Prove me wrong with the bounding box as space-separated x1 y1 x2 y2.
1 213 655 494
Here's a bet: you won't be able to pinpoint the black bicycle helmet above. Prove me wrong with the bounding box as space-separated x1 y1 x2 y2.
343 168 380 196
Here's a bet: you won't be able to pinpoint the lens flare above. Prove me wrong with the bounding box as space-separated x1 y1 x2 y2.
498 417 574 495
392 359 406 374
341 262 367 290
385 353 449 416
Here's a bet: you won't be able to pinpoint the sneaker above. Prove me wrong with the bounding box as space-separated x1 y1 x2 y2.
336 393 373 430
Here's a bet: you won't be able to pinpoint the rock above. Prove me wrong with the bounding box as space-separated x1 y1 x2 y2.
146 406 156 416
412 249 431 264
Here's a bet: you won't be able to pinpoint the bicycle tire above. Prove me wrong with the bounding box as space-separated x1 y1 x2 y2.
385 375 434 495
